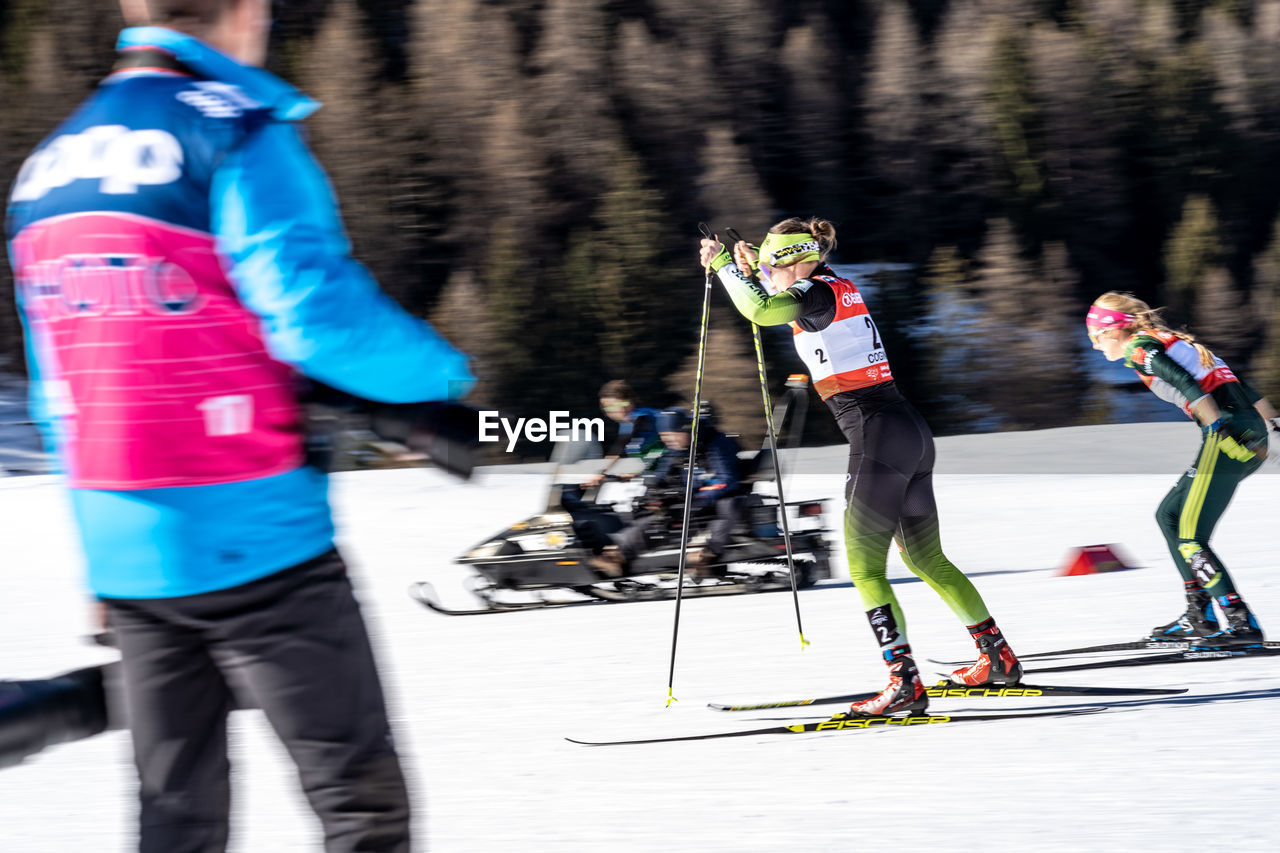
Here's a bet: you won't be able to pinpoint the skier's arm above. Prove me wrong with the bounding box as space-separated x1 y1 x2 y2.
695 435 741 506
1232 378 1280 433
211 122 474 404
1256 396 1279 433
711 256 807 326
1236 376 1264 405
1124 335 1211 417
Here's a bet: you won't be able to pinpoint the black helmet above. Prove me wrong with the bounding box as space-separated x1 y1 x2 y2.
654 408 692 433
695 399 717 426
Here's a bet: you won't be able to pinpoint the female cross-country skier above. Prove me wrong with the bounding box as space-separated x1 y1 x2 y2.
1086 292 1278 647
698 218 1023 715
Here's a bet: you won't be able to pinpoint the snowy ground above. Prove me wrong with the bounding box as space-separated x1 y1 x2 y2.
2 423 1278 852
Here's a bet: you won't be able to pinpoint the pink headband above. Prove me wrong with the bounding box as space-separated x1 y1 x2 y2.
1085 305 1135 332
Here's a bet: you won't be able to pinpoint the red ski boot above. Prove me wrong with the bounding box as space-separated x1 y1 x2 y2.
848 656 928 716
949 619 1022 685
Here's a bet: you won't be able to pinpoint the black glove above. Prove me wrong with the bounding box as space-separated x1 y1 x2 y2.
1205 414 1262 463
369 402 481 481
301 383 480 480
1 666 111 769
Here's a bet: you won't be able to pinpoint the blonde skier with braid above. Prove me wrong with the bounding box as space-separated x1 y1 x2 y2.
698 218 1023 716
1087 292 1277 647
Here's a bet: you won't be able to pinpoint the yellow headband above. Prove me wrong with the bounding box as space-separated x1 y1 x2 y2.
758 232 821 267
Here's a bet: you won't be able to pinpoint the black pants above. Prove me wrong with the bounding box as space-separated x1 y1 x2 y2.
702 494 746 558
103 551 411 853
560 485 626 552
612 495 743 562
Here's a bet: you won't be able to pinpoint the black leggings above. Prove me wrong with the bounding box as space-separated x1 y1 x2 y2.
829 393 990 652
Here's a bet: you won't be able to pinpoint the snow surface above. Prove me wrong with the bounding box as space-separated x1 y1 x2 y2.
2 424 1279 852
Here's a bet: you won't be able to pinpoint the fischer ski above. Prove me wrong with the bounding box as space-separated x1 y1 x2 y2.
1028 644 1280 674
708 680 1186 712
568 706 1106 746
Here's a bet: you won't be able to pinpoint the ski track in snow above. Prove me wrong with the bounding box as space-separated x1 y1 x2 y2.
1 424 1278 852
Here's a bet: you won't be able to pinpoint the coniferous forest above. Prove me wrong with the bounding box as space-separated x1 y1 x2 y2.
4 0 1280 450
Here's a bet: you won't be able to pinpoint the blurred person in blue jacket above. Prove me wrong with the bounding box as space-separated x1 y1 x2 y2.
5 1 474 850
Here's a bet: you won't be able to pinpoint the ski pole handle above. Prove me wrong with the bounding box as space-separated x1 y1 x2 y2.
724 227 761 279
698 222 720 278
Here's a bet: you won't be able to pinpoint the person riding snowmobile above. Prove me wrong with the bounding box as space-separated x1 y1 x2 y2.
582 379 664 487
590 406 745 576
561 380 664 551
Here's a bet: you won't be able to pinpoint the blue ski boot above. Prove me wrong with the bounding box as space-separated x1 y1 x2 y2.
1191 594 1264 649
1148 584 1217 642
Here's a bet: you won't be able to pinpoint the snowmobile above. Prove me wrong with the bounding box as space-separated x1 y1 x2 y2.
410 380 834 615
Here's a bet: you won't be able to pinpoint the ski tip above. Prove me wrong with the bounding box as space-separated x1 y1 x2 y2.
566 737 619 746
407 581 441 610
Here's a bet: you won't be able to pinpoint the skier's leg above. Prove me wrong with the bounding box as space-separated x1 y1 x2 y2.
840 405 928 714
844 453 912 652
1172 438 1264 645
1172 436 1257 597
1149 463 1219 638
890 408 1020 685
893 481 989 627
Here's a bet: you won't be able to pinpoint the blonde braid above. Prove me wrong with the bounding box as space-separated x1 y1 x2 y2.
1093 291 1216 368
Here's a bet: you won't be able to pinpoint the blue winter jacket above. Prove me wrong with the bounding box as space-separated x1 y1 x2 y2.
6 28 474 598
644 427 743 508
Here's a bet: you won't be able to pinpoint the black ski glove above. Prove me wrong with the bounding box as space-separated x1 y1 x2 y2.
369 402 481 481
1 666 111 769
301 383 481 480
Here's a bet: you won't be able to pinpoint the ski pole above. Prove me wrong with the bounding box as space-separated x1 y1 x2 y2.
726 228 809 650
665 224 716 707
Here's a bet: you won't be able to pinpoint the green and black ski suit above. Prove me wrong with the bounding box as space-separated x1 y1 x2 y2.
1122 331 1268 596
713 260 992 658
